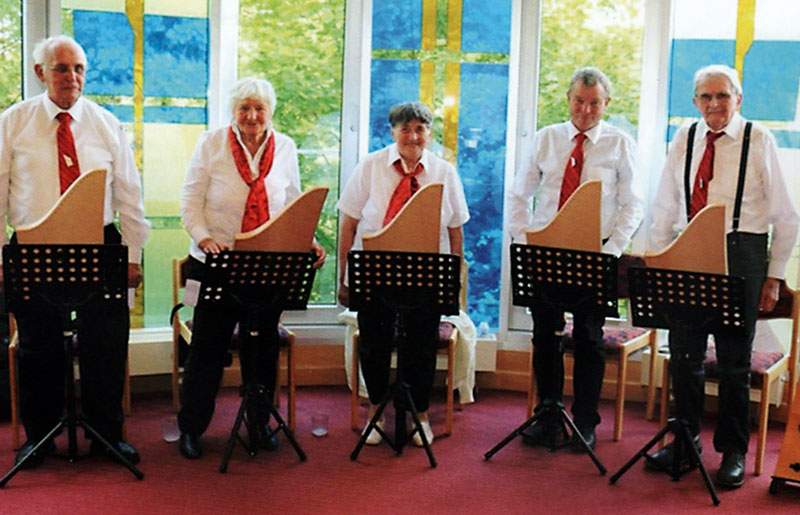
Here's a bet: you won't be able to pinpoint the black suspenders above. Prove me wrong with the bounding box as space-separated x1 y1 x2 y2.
683 121 753 230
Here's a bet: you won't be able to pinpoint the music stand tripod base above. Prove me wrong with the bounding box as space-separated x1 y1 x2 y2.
609 266 746 506
346 250 460 468
198 250 314 472
485 243 615 474
482 400 606 475
0 244 144 487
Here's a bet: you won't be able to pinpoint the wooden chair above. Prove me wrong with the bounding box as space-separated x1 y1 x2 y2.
8 316 132 450
170 256 296 430
658 280 800 476
526 255 659 441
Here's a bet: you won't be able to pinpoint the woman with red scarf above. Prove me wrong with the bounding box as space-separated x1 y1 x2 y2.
177 77 325 459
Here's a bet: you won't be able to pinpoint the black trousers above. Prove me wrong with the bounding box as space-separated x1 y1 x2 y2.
667 232 767 454
16 225 129 443
178 258 282 437
531 302 606 430
357 304 440 413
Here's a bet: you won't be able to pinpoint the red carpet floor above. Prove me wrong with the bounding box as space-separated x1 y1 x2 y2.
1 386 799 514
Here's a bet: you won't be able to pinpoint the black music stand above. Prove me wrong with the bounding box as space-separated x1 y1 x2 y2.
199 250 314 473
0 244 143 487
347 250 460 468
484 244 615 475
608 266 747 506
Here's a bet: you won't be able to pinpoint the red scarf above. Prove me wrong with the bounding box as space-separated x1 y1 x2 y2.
383 159 424 227
229 126 275 232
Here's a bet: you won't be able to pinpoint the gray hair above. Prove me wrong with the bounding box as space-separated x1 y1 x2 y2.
388 101 433 127
568 67 612 97
229 77 277 117
32 35 86 67
693 64 742 97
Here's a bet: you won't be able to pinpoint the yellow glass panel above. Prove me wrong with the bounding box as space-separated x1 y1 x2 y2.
145 1 208 17
142 123 206 216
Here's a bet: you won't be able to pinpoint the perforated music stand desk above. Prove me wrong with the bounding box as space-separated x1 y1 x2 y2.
609 266 747 506
484 243 616 474
0 244 143 487
347 250 460 468
199 250 315 472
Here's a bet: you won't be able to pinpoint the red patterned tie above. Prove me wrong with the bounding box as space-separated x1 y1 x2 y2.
56 112 80 194
558 132 586 209
382 160 423 227
689 131 725 219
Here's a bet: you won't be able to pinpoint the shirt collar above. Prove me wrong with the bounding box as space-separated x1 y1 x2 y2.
387 143 428 173
567 120 603 145
698 112 743 141
42 94 85 123
231 123 273 157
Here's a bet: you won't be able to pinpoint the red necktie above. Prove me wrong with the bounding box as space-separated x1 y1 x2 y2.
228 127 275 232
382 160 423 227
558 132 586 209
688 131 725 219
56 112 80 194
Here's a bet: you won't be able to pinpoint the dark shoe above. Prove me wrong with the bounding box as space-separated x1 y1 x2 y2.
716 452 745 488
91 439 141 465
569 427 596 453
15 439 56 469
645 436 702 471
179 433 202 459
255 424 279 451
521 420 564 447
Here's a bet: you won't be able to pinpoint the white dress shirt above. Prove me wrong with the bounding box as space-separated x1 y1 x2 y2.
507 120 644 257
337 143 470 254
181 125 302 262
649 113 799 279
0 94 149 263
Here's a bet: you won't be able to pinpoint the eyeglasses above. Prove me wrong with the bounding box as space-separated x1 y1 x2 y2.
695 92 733 103
50 63 85 76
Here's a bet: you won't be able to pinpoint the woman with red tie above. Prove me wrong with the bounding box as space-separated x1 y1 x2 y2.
337 102 469 446
177 77 325 459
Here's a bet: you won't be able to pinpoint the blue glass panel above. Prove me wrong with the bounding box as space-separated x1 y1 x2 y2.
458 62 509 329
668 39 735 118
371 0 421 50
369 59 420 151
461 0 511 53
74 10 134 96
143 15 208 98
773 130 800 149
100 104 134 123
144 106 206 124
742 41 800 122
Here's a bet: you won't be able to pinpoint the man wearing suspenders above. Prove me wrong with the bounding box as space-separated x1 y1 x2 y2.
649 65 799 488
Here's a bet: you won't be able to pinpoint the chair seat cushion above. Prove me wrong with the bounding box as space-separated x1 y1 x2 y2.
561 321 649 354
439 322 456 349
704 342 784 388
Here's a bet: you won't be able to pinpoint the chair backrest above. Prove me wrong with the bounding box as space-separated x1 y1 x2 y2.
759 280 800 403
172 256 191 307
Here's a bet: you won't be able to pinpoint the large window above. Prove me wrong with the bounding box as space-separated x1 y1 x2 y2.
0 0 21 111
238 0 345 305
